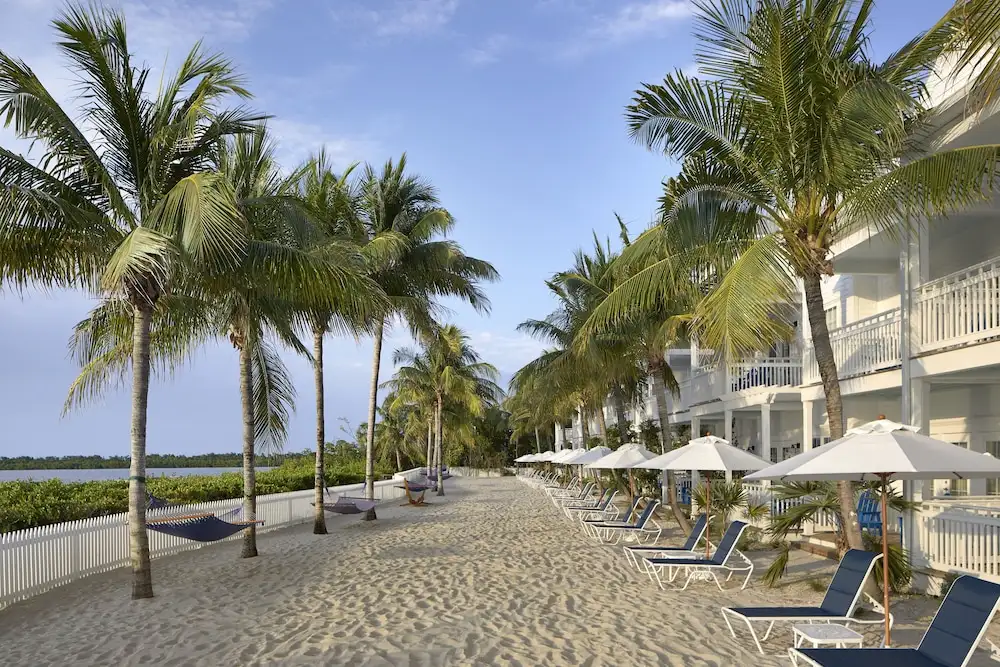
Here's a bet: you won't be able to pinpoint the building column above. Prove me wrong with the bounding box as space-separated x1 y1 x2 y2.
554 423 564 451
691 337 700 370
724 409 734 482
761 404 772 463
802 400 815 454
690 416 701 516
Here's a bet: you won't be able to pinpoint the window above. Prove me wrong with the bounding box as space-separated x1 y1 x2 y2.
988 442 1000 496
825 306 839 331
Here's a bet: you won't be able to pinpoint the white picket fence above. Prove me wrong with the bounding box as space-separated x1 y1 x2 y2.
917 502 1000 582
0 479 406 609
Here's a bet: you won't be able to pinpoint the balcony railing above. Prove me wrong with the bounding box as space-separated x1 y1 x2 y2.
916 256 1000 353
803 309 901 383
728 358 802 393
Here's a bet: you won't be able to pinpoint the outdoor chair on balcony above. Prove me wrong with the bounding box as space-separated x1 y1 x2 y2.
641 520 752 591
588 500 662 544
621 513 709 571
721 549 885 654
788 575 1000 667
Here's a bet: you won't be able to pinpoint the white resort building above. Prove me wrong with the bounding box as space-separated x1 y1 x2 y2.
556 59 1000 589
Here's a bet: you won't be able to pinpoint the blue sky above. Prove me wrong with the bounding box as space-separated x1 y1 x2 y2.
0 0 954 457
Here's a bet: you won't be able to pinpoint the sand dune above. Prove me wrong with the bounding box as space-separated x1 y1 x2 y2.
1 477 997 665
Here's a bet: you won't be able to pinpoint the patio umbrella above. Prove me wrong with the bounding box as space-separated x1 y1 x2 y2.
514 454 536 463
637 434 770 558
584 443 657 503
567 446 612 466
744 417 1000 646
551 449 581 464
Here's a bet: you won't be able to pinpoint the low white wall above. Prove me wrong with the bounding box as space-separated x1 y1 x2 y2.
0 478 406 609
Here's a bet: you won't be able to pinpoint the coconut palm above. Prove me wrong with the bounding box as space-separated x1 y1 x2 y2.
389 325 503 495
0 5 263 598
66 126 382 559
357 156 498 516
583 0 1000 550
295 152 393 534
375 393 427 471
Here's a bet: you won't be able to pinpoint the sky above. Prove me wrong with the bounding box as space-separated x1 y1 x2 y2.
0 0 955 458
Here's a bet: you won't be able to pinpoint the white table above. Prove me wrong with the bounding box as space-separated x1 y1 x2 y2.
792 624 864 649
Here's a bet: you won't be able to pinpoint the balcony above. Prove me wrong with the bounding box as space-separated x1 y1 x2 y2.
677 357 803 411
802 255 1000 384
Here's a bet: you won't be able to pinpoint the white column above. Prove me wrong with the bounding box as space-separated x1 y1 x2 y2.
802 400 815 454
724 409 734 482
690 416 701 517
904 373 931 559
761 404 772 463
691 337 700 369
554 424 564 451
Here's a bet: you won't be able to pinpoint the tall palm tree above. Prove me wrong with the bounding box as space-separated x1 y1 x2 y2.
389 324 502 495
358 155 497 517
0 5 261 598
295 152 391 534
585 0 1000 550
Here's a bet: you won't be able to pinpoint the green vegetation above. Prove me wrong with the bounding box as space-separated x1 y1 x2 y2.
0 453 281 470
0 455 390 533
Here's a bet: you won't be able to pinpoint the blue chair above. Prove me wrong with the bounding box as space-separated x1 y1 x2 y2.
789 575 1000 667
858 490 882 533
643 520 752 591
587 500 662 544
580 495 642 526
622 513 710 570
721 549 883 653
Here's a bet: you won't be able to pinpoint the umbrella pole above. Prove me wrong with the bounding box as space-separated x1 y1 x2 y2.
705 471 712 559
629 469 635 508
880 472 892 647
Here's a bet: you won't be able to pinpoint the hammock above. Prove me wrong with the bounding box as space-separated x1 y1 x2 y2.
398 479 430 507
146 512 263 542
316 495 378 515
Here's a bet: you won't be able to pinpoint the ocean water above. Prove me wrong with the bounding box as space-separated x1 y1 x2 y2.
0 467 271 482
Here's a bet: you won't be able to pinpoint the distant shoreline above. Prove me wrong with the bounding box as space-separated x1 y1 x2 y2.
0 454 281 471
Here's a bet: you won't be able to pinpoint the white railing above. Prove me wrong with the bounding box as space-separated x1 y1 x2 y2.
803 309 901 384
728 357 802 393
916 256 1000 353
742 482 840 532
917 502 1000 582
447 467 506 477
0 479 406 609
685 364 728 407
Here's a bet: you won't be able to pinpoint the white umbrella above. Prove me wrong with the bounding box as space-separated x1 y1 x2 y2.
584 443 656 502
551 449 582 464
534 450 556 462
567 446 612 466
744 417 1000 647
637 434 770 558
514 454 536 463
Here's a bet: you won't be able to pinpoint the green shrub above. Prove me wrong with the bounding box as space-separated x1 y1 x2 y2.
0 456 391 533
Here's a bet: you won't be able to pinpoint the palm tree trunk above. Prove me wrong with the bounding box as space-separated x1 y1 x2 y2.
596 405 609 445
435 392 445 496
612 390 629 440
239 340 258 558
363 318 384 521
650 363 690 534
395 449 402 472
312 326 327 535
128 303 154 599
803 271 862 550
579 403 590 445
426 419 433 471
534 427 541 453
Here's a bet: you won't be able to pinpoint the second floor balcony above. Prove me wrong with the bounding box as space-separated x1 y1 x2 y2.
678 356 803 410
803 255 1000 384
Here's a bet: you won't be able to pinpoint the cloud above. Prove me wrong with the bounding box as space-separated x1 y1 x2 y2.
120 0 272 52
335 0 460 38
465 34 512 66
268 118 380 171
468 331 547 375
560 0 693 58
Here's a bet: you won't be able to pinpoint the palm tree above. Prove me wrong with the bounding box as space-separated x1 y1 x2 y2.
375 393 426 471
389 324 503 494
295 152 390 535
357 155 498 517
585 0 1000 550
0 5 262 598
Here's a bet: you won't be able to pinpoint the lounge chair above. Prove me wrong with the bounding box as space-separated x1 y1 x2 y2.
552 483 597 508
642 520 753 591
721 549 884 653
580 495 642 526
588 500 662 544
564 489 617 520
789 575 1000 667
622 513 710 571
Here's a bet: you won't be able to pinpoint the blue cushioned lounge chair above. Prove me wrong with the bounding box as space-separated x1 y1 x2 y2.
643 520 752 591
721 549 884 653
588 500 661 545
789 575 1000 667
621 513 710 571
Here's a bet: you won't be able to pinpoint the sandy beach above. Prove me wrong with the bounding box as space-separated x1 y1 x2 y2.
1 476 997 666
